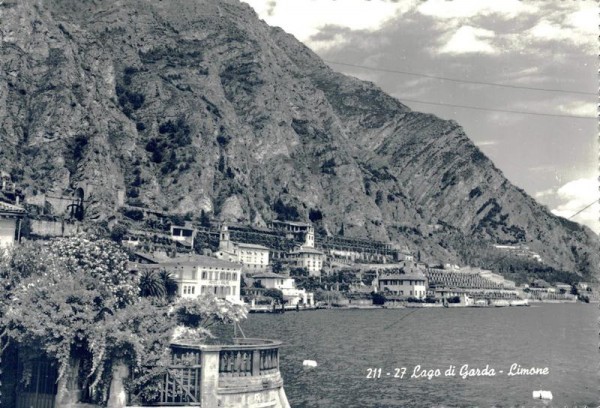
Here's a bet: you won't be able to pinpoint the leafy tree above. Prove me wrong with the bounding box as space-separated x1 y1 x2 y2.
123 208 144 221
173 296 247 332
262 288 285 304
295 276 322 292
273 198 300 221
19 217 31 239
308 208 323 222
159 269 178 300
371 292 386 305
375 190 384 206
290 267 309 277
110 224 128 243
0 235 138 401
198 210 211 228
271 260 284 273
314 289 344 303
170 214 186 227
139 269 167 298
0 235 247 405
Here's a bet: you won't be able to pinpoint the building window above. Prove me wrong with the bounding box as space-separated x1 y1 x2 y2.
201 271 207 279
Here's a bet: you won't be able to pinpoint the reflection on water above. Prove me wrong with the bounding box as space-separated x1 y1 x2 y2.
241 304 599 408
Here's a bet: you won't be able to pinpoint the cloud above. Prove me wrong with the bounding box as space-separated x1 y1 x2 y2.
509 97 596 119
438 26 497 55
475 140 498 147
550 178 600 233
557 101 596 117
308 31 349 51
523 3 598 53
417 0 538 20
241 0 416 49
529 166 556 174
266 0 276 16
534 188 555 198
311 27 393 52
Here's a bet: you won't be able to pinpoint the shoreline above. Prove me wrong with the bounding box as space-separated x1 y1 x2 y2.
248 299 587 313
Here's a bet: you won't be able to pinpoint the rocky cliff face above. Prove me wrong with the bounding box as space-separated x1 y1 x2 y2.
0 0 598 278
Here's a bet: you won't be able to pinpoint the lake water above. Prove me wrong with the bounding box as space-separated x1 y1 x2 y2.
241 304 599 407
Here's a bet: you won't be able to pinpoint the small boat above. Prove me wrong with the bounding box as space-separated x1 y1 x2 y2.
303 360 318 368
532 390 553 400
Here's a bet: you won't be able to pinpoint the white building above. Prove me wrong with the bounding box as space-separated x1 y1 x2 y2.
287 224 325 276
0 202 25 248
253 272 314 306
170 224 196 248
377 272 428 299
159 255 242 303
216 225 270 273
289 246 324 276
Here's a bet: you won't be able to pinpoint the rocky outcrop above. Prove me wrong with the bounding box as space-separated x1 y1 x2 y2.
0 0 597 279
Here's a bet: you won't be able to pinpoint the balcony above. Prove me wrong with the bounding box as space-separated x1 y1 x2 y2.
128 338 289 408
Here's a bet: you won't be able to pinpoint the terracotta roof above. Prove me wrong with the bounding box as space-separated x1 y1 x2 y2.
235 242 270 250
132 253 241 269
0 201 25 215
159 254 242 269
379 273 427 281
292 246 324 255
271 220 310 227
253 272 292 279
133 252 161 264
435 288 466 293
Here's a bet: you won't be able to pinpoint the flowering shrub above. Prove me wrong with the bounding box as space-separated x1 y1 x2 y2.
0 235 248 404
48 233 139 308
174 295 248 329
1 235 140 398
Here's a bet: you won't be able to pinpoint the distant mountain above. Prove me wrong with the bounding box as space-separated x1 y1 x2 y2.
0 0 597 280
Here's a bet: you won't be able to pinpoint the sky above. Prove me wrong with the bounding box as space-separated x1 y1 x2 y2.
241 0 599 234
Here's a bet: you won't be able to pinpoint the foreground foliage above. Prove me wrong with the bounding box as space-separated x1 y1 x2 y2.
0 235 247 404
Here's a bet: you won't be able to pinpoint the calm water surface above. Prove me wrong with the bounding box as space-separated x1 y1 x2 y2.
241 304 599 408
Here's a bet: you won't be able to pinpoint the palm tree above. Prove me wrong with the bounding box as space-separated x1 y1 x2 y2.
139 269 166 298
158 269 178 300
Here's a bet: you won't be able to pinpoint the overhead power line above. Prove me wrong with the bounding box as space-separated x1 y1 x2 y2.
398 98 596 120
325 60 596 96
568 199 598 220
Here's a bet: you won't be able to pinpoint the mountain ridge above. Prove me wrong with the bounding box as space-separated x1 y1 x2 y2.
0 0 597 280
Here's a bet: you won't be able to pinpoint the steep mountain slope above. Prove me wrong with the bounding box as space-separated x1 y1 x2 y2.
0 0 597 279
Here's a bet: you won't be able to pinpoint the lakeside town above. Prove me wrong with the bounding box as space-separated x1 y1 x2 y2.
0 170 595 313
0 170 596 408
